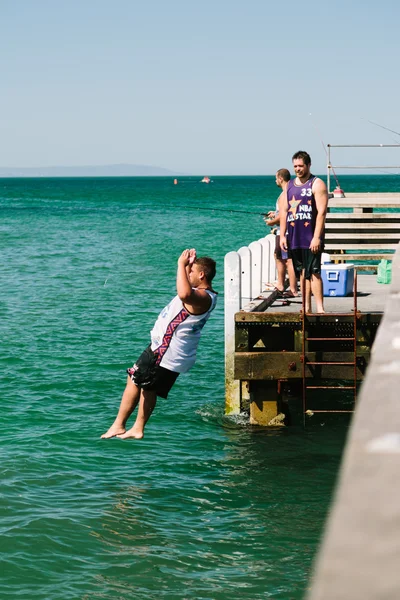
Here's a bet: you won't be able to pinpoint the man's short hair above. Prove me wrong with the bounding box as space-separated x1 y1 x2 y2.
292 150 311 166
195 256 216 282
276 168 291 182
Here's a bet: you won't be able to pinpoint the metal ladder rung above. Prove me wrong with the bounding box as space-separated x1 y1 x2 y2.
302 267 358 421
305 312 359 317
305 410 354 414
306 361 356 365
306 337 355 341
306 385 356 390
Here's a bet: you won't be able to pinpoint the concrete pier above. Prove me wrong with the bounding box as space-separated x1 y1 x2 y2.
307 246 400 600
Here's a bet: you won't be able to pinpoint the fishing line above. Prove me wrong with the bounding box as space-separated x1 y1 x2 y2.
102 203 269 286
308 113 342 188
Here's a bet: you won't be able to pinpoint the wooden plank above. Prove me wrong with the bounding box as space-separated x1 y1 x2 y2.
325 243 399 249
241 290 282 313
337 192 400 198
326 213 400 220
235 312 303 323
329 254 394 260
329 198 400 209
325 222 400 230
325 233 400 239
234 351 368 380
349 264 381 271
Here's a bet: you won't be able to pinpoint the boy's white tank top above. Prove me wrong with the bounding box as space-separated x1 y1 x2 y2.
150 289 217 373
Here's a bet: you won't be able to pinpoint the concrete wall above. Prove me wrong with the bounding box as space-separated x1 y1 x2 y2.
308 244 400 600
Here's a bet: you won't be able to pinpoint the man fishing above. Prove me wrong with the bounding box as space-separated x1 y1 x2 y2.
279 150 328 313
264 168 298 297
101 248 217 440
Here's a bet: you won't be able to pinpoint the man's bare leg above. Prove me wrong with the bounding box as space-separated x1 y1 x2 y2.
311 274 325 313
287 259 298 296
300 273 312 313
117 389 157 440
275 258 286 292
101 376 141 439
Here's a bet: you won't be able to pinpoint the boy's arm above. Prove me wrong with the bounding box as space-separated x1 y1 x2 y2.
177 249 211 313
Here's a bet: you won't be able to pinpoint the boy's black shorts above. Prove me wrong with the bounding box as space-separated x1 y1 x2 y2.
127 345 179 399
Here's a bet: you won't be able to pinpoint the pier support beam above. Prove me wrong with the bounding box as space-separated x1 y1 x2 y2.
249 382 279 425
224 252 241 414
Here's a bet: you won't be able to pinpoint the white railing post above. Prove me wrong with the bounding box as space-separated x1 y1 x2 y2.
249 241 263 301
224 234 275 415
238 246 252 307
258 233 276 288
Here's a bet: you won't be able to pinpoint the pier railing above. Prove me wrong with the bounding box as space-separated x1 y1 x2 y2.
325 194 400 269
307 244 400 600
224 233 276 413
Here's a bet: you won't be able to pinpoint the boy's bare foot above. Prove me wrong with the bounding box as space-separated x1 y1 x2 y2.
100 425 126 439
117 427 144 440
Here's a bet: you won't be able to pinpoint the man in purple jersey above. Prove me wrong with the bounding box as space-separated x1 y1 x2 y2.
279 151 328 313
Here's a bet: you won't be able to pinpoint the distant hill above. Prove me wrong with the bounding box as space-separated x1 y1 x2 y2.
0 164 181 177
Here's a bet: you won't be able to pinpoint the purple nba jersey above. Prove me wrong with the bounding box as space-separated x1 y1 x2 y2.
286 176 322 249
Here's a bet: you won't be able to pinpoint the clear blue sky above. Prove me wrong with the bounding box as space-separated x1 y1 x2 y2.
1 0 399 174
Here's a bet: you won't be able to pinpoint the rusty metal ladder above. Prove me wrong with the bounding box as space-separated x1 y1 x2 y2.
302 268 358 421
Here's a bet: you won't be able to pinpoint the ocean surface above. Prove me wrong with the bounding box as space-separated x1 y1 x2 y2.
1 174 398 600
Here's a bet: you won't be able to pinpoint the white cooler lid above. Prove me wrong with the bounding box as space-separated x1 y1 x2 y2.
322 263 354 270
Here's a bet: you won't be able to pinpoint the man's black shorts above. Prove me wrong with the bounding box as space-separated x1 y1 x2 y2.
288 248 322 280
127 346 179 399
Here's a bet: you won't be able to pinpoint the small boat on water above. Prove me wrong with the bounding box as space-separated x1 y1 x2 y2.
201 176 211 184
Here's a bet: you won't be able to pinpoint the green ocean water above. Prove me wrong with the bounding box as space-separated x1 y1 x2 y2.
1 174 398 600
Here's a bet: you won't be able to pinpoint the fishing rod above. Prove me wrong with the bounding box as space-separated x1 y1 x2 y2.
133 203 269 216
360 118 400 173
363 118 400 139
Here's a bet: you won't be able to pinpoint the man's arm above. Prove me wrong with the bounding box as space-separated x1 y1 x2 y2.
177 249 211 313
264 213 280 227
310 179 328 253
279 190 288 250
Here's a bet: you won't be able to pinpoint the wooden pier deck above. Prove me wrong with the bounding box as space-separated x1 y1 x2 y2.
245 273 390 314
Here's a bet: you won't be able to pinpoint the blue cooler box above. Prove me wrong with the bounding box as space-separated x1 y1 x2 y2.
321 263 354 297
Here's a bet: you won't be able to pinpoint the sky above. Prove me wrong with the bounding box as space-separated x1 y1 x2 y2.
1 0 400 175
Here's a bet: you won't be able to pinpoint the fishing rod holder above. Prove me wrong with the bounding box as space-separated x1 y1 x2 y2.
327 144 400 193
